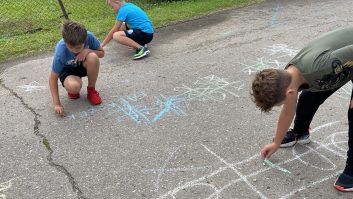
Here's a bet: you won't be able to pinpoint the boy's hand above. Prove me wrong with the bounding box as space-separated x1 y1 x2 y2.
260 142 280 159
54 104 64 116
76 49 90 62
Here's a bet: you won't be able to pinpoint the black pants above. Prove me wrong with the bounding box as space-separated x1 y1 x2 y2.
292 82 353 169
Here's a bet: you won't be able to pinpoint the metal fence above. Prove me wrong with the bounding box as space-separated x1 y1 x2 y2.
0 0 168 38
0 0 182 61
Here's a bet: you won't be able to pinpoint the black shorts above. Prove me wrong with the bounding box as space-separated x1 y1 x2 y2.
59 63 87 87
124 29 153 46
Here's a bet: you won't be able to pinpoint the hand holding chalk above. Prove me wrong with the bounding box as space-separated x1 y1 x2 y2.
260 142 280 159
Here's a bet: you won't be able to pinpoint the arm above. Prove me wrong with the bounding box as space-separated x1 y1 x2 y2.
101 21 123 47
49 71 64 116
261 91 298 158
94 46 105 58
76 46 105 62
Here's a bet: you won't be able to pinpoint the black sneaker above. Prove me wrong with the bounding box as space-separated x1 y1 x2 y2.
335 173 353 192
280 128 310 148
133 46 150 60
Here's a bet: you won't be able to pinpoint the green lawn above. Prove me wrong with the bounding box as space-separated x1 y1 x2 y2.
0 0 262 62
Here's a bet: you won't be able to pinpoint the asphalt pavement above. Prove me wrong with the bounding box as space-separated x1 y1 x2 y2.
1 0 353 198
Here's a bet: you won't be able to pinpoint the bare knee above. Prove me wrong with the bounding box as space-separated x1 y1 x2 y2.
113 31 125 43
64 77 82 93
86 52 99 63
84 52 99 68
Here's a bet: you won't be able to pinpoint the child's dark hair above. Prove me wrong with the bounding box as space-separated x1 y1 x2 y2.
251 69 292 112
62 21 87 46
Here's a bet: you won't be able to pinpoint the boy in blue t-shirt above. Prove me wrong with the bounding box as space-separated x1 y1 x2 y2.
102 0 154 60
49 21 105 116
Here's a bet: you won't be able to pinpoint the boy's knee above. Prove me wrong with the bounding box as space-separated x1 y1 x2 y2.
113 31 124 41
86 52 99 60
85 52 99 65
65 82 81 93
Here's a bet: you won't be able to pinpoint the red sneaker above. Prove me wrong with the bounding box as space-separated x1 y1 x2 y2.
87 87 102 105
67 92 80 100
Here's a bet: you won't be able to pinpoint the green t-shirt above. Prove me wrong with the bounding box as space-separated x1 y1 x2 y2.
286 27 353 92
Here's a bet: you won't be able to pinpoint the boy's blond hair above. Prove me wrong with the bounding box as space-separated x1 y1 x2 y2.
251 69 292 112
106 0 125 4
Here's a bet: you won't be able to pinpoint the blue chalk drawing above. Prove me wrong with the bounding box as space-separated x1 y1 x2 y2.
126 91 146 101
67 75 242 125
153 95 187 122
263 159 291 174
270 0 281 27
115 97 153 125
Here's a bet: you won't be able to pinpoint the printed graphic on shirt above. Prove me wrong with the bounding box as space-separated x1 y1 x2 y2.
65 58 82 68
316 59 353 90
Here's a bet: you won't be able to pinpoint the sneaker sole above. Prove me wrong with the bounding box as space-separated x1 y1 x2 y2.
280 137 311 148
280 140 297 148
133 50 150 60
335 184 353 192
87 98 102 105
68 95 80 100
297 138 311 145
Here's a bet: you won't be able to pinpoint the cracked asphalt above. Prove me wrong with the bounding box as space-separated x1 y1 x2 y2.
2 0 353 198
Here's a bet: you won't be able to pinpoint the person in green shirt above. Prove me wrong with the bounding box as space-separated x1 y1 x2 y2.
251 27 353 192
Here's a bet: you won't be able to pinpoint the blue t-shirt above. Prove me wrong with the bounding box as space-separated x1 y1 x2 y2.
116 3 154 34
52 31 100 76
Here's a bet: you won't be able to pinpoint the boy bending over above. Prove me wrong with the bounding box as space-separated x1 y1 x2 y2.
49 21 104 116
102 0 154 60
251 27 353 192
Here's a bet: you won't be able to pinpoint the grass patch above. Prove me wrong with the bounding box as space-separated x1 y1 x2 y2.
1 0 262 63
42 138 51 150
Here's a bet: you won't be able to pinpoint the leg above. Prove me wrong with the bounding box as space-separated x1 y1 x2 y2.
113 29 152 59
83 52 102 105
345 86 353 174
335 83 353 192
292 88 338 134
83 52 100 88
113 31 142 50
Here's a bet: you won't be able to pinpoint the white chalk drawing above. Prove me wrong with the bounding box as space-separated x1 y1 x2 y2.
0 178 16 199
240 44 299 75
333 82 352 100
240 57 285 75
263 44 299 58
174 75 244 102
143 122 346 199
17 81 46 92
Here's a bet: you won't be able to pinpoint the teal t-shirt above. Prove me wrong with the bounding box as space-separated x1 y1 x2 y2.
116 3 154 34
286 27 353 92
